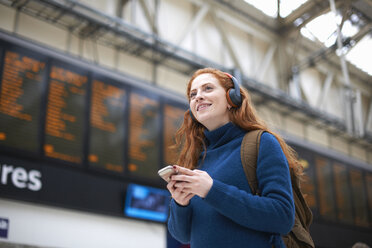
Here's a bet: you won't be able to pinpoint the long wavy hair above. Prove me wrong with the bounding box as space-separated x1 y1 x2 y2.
174 68 303 179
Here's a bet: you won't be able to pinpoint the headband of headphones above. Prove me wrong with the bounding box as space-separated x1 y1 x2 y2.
189 71 242 121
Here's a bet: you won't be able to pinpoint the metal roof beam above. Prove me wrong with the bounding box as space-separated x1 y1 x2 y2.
211 10 243 72
316 71 334 109
255 44 277 82
1 0 371 145
138 0 158 34
176 3 209 46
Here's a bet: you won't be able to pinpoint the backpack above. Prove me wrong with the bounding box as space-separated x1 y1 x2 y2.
241 130 315 248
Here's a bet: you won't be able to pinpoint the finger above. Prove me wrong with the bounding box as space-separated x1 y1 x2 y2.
172 187 186 200
174 181 193 189
167 180 176 190
183 193 195 202
172 174 193 182
173 165 194 176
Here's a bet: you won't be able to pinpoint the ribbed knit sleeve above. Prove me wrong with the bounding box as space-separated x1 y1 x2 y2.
167 199 193 244
203 132 295 234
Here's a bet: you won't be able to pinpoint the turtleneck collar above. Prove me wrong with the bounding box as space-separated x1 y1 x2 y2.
204 122 244 149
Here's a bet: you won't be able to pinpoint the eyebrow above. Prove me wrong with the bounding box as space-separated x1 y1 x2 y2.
190 82 213 92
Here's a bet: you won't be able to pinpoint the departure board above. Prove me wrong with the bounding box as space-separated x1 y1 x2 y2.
350 169 369 227
298 158 317 209
44 65 88 164
163 104 184 165
315 157 336 220
128 93 160 178
88 79 126 173
333 163 353 224
0 50 45 152
366 173 372 226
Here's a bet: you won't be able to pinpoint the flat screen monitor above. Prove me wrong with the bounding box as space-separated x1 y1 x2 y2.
124 183 170 222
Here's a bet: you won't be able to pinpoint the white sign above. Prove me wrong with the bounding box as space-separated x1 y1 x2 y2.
0 164 42 191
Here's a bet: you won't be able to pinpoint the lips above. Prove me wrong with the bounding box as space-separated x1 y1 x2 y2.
197 103 211 111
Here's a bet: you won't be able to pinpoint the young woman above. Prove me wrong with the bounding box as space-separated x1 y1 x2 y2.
167 68 301 248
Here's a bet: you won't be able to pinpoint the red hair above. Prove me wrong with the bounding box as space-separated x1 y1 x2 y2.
173 68 303 179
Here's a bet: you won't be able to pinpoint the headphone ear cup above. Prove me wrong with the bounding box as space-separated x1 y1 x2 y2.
226 75 242 107
226 89 239 108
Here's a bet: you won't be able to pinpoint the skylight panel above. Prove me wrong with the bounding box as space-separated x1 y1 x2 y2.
280 0 308 18
300 11 370 75
346 36 372 75
244 0 277 18
301 12 360 47
303 12 338 46
244 0 309 18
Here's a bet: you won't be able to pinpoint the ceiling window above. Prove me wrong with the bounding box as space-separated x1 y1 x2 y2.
244 0 309 18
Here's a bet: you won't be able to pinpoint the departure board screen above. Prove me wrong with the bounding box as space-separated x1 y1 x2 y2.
350 169 369 227
333 163 353 224
163 104 185 165
366 173 372 226
298 157 317 209
128 93 160 178
44 65 88 164
88 78 126 173
315 157 336 220
0 50 45 152
292 145 317 210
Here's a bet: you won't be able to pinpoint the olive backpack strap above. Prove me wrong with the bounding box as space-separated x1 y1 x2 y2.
241 129 315 248
240 129 264 195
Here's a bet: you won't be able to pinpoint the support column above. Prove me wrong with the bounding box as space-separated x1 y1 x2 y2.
329 0 355 135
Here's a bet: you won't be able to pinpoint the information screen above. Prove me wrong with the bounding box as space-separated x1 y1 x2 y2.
315 157 336 220
333 163 353 224
350 169 369 227
366 173 372 226
128 93 160 178
0 50 45 152
298 157 317 209
88 78 126 173
124 183 170 222
44 64 88 164
163 104 184 165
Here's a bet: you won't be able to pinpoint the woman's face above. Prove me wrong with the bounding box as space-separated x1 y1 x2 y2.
189 73 231 130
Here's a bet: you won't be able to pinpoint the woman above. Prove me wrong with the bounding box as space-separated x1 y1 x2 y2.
167 68 300 248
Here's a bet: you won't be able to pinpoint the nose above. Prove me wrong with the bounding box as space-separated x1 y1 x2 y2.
195 90 204 101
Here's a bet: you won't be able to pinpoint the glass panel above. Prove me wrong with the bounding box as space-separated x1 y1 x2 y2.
316 157 336 220
163 104 184 165
0 50 46 152
128 92 160 179
350 169 369 227
44 65 88 164
366 173 372 226
333 163 353 224
298 157 317 209
88 79 126 173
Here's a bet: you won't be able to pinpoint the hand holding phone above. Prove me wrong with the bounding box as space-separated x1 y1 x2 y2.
158 165 177 183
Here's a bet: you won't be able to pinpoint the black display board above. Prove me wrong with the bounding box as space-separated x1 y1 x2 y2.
0 47 47 153
44 62 88 164
0 38 187 219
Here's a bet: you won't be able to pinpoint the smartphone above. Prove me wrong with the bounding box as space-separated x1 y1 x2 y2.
158 165 177 183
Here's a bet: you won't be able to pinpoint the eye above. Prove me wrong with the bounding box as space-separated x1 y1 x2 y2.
205 85 213 91
190 92 196 99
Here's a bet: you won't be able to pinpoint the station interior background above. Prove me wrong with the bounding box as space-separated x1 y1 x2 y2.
0 0 371 247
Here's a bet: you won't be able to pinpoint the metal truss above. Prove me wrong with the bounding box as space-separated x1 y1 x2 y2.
0 0 371 149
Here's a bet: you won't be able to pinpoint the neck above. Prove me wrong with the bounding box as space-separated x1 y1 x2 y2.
204 118 230 131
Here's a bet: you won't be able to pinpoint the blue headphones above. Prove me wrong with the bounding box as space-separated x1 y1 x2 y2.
189 72 242 121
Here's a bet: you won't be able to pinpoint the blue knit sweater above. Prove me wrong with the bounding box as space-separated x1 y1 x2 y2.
167 122 295 248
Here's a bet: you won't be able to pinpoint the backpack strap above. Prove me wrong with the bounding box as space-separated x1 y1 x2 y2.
240 130 264 195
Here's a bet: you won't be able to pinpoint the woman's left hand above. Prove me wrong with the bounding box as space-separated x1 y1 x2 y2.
171 165 213 198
